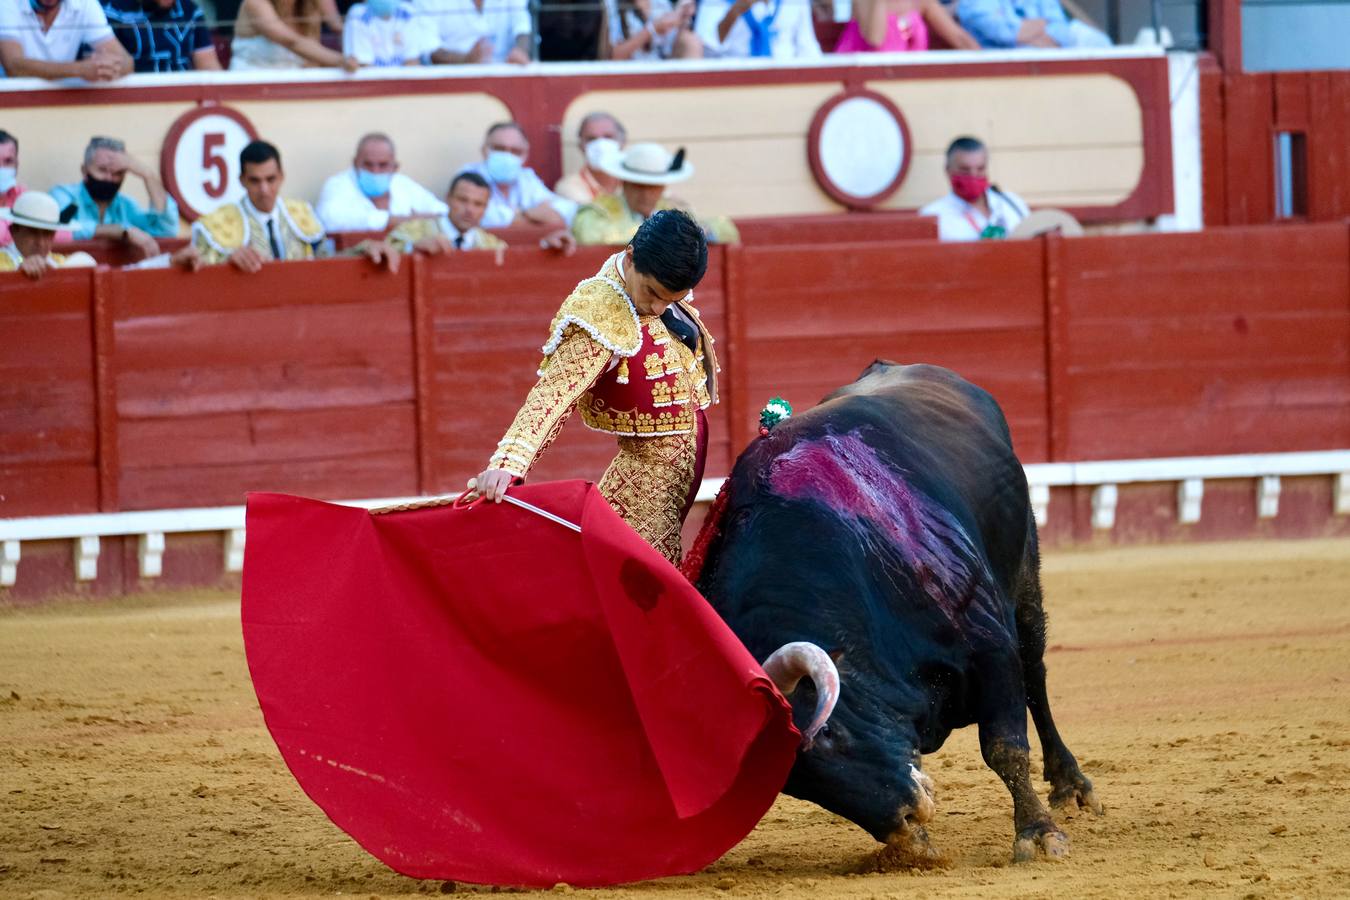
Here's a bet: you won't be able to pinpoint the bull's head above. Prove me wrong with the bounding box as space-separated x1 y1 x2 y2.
760 641 838 750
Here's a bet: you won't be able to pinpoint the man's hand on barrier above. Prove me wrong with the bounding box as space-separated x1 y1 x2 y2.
171 245 203 272
19 255 52 281
228 246 265 274
540 229 576 257
360 239 401 273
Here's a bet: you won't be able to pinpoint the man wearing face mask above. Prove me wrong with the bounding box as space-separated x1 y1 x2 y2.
0 0 132 81
920 135 1028 242
458 122 577 230
316 133 447 233
104 0 221 72
470 210 716 565
50 136 178 262
553 112 626 206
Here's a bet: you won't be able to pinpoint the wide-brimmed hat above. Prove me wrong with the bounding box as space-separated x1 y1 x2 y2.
0 191 63 232
1010 208 1084 239
598 143 694 186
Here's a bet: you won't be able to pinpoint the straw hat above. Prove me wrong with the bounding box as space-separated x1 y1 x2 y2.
598 143 694 186
1010 208 1084 239
0 191 63 231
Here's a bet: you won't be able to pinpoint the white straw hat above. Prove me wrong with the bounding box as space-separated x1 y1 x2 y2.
598 143 694 186
0 191 63 232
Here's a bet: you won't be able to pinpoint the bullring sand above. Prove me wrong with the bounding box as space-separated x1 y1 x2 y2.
3 539 1349 898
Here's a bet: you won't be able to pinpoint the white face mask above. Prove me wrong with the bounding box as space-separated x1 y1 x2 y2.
584 138 621 171
0 167 16 194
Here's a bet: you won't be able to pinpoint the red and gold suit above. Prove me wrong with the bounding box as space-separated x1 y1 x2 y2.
488 253 718 564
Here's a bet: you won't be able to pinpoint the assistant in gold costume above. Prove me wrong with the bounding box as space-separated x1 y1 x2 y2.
472 210 717 564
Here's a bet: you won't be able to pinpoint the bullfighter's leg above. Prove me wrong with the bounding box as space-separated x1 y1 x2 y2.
1014 531 1103 816
973 648 1071 862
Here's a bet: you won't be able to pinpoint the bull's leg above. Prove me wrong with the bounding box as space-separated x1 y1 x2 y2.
974 649 1070 862
1013 533 1103 816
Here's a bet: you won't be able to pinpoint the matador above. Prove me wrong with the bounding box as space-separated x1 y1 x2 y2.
472 210 716 564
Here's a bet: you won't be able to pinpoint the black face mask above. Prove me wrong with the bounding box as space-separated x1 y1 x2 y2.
84 175 121 202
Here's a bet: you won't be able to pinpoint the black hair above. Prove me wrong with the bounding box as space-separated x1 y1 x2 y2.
0 130 16 152
449 171 490 194
629 209 708 293
240 140 282 171
945 135 986 162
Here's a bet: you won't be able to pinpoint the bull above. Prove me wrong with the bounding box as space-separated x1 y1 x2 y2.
696 362 1103 863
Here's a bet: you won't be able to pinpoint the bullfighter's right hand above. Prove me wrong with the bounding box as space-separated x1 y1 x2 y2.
469 468 516 504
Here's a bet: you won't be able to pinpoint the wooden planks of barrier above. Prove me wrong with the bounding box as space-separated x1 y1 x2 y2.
0 269 101 516
2 223 1348 518
1052 223 1350 460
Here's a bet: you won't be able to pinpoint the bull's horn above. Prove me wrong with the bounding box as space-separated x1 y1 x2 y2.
761 642 839 750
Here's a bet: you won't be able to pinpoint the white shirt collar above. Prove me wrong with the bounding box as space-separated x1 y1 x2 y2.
242 194 279 227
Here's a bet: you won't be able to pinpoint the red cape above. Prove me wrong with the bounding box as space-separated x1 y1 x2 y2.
241 481 799 887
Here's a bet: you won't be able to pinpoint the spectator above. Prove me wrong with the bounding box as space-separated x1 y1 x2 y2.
605 0 702 61
343 0 439 66
572 142 739 245
0 0 132 81
104 0 222 72
0 192 96 279
418 0 531 64
536 0 604 60
386 171 505 253
835 0 978 52
956 0 1110 49
0 130 75 246
459 122 576 228
694 0 821 59
51 136 178 262
553 112 626 205
316 133 447 232
174 139 396 273
229 0 356 70
919 135 1028 241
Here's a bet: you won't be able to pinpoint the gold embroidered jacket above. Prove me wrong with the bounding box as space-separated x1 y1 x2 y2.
191 199 326 265
488 253 719 479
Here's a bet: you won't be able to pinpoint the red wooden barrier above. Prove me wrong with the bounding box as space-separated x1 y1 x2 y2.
733 213 938 245
2 223 1348 518
0 269 100 516
1051 224 1350 460
106 258 420 510
729 239 1050 461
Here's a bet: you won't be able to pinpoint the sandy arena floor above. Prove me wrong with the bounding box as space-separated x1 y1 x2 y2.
2 539 1349 899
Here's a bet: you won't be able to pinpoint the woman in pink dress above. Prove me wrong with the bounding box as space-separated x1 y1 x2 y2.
835 0 978 52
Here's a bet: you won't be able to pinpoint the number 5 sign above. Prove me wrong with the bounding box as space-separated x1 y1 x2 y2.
160 105 259 222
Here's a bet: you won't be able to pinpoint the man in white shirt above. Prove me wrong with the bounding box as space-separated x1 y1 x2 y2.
343 0 440 66
694 0 821 59
458 122 577 229
0 0 132 80
316 132 447 233
919 136 1029 242
418 0 532 64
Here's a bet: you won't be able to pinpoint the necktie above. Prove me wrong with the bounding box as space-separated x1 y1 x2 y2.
454 233 465 250
742 0 782 57
266 219 284 260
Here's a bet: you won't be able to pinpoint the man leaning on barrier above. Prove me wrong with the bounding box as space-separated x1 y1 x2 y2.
173 140 398 274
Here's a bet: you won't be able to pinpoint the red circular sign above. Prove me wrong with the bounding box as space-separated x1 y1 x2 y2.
160 105 260 222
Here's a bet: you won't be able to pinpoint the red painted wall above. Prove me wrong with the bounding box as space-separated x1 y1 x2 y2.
2 224 1348 519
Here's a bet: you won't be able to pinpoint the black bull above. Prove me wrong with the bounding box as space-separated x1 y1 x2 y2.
695 362 1103 862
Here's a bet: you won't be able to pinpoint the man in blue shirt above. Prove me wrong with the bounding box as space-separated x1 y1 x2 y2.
957 0 1110 49
51 135 179 260
103 0 221 72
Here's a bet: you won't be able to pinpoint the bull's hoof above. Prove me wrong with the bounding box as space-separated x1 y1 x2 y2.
1049 779 1104 817
1012 824 1070 863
